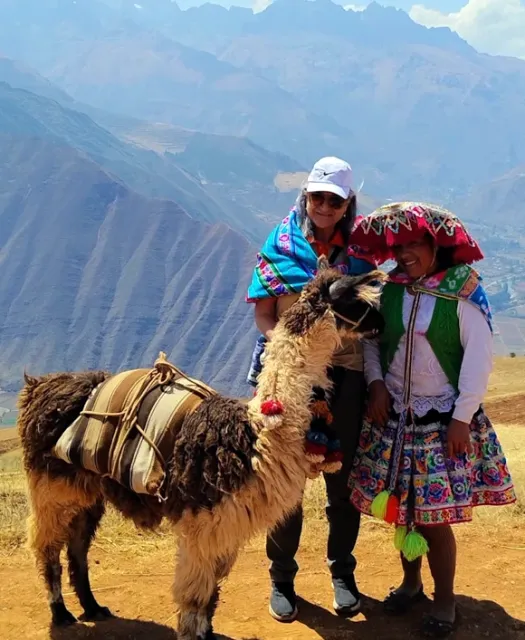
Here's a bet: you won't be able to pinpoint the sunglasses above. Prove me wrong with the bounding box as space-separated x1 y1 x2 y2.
308 192 347 209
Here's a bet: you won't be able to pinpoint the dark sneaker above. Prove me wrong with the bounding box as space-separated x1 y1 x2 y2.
332 575 361 616
269 581 298 622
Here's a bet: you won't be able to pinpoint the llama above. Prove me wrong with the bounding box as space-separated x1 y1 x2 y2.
17 264 385 640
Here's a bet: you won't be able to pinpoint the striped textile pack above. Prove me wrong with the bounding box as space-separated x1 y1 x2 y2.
53 358 215 499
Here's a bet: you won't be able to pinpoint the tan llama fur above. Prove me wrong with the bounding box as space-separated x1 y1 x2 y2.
18 266 385 640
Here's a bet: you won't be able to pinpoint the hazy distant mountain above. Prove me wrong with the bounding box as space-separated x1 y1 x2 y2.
0 75 308 393
207 1 525 202
0 81 253 234
461 167 525 229
0 56 73 104
0 77 304 241
3 0 520 206
2 0 525 390
0 133 258 394
0 0 355 167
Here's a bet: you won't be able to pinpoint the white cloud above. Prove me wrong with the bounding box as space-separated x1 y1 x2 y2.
345 3 368 10
252 0 271 13
410 0 525 59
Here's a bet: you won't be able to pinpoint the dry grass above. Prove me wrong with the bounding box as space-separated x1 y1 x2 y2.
0 424 522 558
0 427 18 442
0 448 26 552
487 357 525 400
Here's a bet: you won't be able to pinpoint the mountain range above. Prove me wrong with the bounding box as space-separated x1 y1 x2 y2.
1 0 525 391
0 69 290 393
0 128 261 393
2 0 525 207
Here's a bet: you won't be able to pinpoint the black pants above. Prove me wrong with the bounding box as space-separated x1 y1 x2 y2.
266 368 365 582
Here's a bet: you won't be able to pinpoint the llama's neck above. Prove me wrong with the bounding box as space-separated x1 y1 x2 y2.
248 318 339 431
239 319 341 539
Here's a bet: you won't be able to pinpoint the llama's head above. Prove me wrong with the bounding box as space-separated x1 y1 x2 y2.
252 261 386 430
281 258 386 343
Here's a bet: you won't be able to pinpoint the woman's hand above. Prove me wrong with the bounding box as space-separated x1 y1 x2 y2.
447 418 473 458
366 380 391 427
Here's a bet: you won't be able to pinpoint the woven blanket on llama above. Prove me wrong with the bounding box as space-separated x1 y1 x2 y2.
53 365 214 498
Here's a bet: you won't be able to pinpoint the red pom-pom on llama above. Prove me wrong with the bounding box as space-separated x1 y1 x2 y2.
260 399 284 416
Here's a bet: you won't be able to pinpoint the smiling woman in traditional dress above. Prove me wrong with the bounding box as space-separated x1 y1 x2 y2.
246 157 377 622
349 202 516 637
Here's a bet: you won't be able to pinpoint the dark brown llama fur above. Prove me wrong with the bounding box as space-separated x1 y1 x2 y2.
18 375 262 631
18 267 385 639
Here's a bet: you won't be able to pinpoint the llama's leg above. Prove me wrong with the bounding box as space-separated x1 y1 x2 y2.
27 472 101 626
41 543 77 625
174 536 226 640
204 550 239 639
28 502 77 625
67 501 114 621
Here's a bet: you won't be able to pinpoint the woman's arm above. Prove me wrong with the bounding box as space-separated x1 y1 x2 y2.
454 301 493 424
363 338 391 426
363 338 383 385
447 300 493 457
254 298 278 339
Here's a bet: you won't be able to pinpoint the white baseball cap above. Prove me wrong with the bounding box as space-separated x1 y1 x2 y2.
306 156 353 200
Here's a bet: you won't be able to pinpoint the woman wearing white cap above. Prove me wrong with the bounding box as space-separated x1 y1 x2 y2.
246 157 376 621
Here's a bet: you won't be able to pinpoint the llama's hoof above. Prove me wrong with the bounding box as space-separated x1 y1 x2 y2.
51 602 78 626
81 605 115 622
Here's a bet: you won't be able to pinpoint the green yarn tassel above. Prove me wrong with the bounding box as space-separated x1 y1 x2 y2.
401 529 429 562
393 525 408 551
370 490 390 520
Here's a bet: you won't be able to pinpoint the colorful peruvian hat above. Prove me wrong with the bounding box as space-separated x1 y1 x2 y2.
351 201 484 266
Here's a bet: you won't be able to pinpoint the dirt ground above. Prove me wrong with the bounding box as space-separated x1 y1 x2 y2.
1 520 524 640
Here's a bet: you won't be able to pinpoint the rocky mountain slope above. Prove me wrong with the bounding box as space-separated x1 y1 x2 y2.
0 133 258 393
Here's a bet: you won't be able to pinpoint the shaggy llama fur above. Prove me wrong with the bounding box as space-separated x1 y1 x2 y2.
18 266 385 640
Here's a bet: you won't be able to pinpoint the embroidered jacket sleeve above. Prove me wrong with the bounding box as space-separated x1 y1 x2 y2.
453 300 493 423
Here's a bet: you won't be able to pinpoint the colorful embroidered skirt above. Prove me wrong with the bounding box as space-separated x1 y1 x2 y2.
350 408 516 526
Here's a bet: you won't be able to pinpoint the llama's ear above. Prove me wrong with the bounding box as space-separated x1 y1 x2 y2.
23 371 39 388
354 270 387 306
355 269 388 287
317 254 330 272
328 278 351 303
